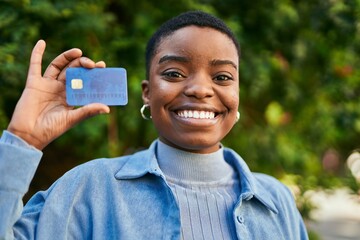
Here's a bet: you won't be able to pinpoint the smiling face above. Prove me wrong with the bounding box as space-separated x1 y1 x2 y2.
142 26 239 154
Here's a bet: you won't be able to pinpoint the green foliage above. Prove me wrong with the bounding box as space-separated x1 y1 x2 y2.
1 0 360 217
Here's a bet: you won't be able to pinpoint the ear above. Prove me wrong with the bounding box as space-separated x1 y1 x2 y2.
141 80 150 104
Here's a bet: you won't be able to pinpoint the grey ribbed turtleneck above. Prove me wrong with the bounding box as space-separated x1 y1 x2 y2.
156 140 240 240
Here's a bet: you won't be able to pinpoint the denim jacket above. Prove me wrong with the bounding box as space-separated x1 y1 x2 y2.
0 131 308 240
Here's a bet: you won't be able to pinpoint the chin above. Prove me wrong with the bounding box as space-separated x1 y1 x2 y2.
162 137 222 154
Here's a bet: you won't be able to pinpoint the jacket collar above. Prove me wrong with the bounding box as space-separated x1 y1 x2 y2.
114 140 278 214
114 141 159 179
223 148 279 214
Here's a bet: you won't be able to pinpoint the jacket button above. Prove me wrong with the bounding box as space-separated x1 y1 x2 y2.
237 216 244 224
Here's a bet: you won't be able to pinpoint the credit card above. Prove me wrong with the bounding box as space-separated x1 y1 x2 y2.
66 67 128 106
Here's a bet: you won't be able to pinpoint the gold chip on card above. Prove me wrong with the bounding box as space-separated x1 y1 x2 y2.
71 79 83 89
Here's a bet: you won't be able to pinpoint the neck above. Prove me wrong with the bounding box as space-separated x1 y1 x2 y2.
156 139 234 182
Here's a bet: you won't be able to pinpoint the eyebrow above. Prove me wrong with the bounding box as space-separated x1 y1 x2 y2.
210 59 237 70
158 55 237 70
158 55 190 64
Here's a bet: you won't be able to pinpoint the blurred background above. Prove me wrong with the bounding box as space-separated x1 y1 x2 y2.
1 0 360 239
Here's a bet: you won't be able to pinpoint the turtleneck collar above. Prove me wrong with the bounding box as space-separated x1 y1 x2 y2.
156 140 235 183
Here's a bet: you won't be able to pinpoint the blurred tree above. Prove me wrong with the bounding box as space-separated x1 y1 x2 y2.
0 0 359 219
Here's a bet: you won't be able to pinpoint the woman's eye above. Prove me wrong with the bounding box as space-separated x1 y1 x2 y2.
162 71 184 78
214 75 233 81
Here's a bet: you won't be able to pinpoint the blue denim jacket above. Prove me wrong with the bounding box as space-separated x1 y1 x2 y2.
0 132 308 240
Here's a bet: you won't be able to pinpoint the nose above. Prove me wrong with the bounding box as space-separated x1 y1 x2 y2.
183 74 214 99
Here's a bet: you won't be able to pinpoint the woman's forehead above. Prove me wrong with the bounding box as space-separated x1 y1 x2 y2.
153 26 239 64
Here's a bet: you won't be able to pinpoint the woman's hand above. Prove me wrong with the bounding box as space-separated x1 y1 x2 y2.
7 40 110 150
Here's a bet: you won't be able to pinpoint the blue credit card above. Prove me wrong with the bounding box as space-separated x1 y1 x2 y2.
66 67 128 106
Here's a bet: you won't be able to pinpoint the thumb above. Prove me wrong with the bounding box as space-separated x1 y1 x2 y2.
67 103 110 127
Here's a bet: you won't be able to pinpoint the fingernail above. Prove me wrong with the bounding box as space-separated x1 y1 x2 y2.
99 109 110 114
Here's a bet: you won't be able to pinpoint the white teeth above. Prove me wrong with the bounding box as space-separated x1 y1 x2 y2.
177 110 216 119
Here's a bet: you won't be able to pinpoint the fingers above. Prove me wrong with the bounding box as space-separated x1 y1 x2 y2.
43 47 83 79
27 40 46 85
57 57 106 82
63 57 105 69
95 60 106 68
62 57 105 69
40 41 106 84
78 58 106 68
79 57 97 68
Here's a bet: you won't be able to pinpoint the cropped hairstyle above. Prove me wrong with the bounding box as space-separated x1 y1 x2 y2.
145 10 241 79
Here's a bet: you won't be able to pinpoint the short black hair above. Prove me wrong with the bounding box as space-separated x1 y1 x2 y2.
145 10 241 79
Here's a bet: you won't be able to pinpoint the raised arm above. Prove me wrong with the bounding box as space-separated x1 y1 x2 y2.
7 40 110 150
0 41 111 239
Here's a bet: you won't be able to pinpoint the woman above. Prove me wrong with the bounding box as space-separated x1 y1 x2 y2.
0 11 308 239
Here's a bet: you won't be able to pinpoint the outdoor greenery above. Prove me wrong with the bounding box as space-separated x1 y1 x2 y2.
1 0 359 224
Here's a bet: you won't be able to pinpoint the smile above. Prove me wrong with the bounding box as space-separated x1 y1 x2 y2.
176 110 216 119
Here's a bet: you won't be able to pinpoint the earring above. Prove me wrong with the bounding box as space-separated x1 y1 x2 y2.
236 111 240 122
140 104 152 120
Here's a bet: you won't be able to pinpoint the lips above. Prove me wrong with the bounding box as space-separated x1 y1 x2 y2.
176 110 216 119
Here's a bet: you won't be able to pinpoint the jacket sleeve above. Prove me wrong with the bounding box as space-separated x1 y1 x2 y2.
0 131 42 239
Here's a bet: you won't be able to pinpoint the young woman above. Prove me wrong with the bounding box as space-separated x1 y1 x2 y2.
0 11 308 239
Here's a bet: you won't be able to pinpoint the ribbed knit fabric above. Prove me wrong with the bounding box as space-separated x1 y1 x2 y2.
156 140 240 240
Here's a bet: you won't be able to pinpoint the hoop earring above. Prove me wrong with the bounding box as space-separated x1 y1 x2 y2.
140 104 152 120
236 111 240 122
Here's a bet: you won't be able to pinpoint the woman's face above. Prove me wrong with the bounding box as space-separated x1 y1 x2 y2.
142 26 239 153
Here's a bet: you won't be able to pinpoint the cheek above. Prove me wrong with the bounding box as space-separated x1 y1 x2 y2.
149 80 179 109
158 83 177 100
223 87 239 110
232 89 240 105
148 80 167 101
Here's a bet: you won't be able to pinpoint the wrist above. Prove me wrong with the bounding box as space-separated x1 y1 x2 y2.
6 128 44 150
